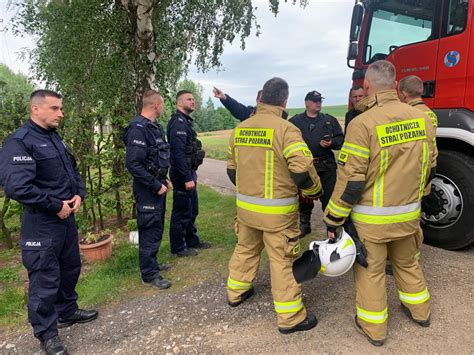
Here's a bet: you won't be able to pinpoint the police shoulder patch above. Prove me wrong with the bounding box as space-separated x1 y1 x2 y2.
131 139 147 147
11 154 34 164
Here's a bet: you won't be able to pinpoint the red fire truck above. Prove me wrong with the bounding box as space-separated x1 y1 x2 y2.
347 0 473 250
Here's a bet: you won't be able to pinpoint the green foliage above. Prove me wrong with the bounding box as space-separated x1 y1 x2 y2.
0 287 27 327
200 135 231 160
0 265 21 283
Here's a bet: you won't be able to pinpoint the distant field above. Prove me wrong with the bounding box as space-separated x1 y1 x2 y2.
288 104 347 119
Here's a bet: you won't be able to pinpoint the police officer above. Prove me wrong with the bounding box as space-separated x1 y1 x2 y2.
226 77 322 333
0 90 97 355
289 91 344 236
124 90 172 289
167 90 210 257
344 85 365 134
323 61 437 346
212 86 262 121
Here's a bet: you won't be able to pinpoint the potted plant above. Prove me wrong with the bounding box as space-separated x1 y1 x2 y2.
127 219 139 245
79 228 113 262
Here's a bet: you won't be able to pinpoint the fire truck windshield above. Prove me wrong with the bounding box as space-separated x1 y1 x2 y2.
364 1 435 64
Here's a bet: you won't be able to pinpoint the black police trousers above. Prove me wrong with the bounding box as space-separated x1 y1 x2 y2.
20 209 81 342
169 172 200 254
134 186 167 282
300 159 337 215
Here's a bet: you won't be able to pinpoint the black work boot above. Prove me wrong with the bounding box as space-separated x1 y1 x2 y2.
42 335 68 355
58 309 98 328
143 275 172 289
401 303 430 327
158 263 172 272
354 316 385 346
299 212 312 238
176 248 198 257
278 313 318 334
193 241 211 249
228 287 254 307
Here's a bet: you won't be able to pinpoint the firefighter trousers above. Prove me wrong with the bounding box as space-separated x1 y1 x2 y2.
227 220 306 328
354 231 431 341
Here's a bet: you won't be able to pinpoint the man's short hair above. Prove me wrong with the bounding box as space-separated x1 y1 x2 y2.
176 90 192 102
142 89 162 107
256 90 263 101
349 85 363 96
30 89 62 103
398 75 423 97
260 77 289 106
366 60 396 89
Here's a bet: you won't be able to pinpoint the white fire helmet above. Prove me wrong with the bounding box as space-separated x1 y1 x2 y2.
309 228 357 277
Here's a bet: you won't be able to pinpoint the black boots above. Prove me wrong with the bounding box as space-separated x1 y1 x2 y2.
278 313 318 334
228 287 255 307
58 309 98 328
42 335 68 355
299 212 312 238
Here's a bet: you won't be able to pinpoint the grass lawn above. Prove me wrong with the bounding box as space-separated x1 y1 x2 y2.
287 104 347 119
0 185 237 330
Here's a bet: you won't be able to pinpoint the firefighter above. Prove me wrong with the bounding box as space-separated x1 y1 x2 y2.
226 77 323 334
323 61 437 346
289 91 344 237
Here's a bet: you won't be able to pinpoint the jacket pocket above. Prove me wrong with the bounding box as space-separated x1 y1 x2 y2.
283 234 301 259
20 238 52 272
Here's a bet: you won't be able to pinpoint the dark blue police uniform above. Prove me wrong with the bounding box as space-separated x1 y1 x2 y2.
167 110 205 254
124 115 170 282
0 120 85 343
289 112 344 232
219 94 255 121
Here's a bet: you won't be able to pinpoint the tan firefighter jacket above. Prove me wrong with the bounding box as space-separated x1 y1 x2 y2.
323 90 437 242
227 103 322 232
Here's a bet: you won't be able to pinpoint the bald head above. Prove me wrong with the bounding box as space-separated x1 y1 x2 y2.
398 75 423 103
364 60 396 96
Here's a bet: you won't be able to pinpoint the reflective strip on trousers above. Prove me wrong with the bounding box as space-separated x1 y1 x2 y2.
341 142 370 159
227 276 252 290
418 142 429 200
236 193 298 215
399 288 430 305
274 298 304 314
356 306 388 324
283 142 311 159
373 149 389 207
351 202 421 224
264 150 274 199
327 199 351 217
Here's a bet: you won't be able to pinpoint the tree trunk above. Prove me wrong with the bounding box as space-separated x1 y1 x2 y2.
0 197 13 249
122 0 158 112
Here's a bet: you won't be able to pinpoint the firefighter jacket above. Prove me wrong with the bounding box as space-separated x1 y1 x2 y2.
323 90 437 242
407 98 438 129
227 103 322 232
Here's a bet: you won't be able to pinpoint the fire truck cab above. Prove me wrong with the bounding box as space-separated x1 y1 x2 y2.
347 0 473 249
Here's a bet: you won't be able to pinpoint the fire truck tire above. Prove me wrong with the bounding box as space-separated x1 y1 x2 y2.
422 150 474 250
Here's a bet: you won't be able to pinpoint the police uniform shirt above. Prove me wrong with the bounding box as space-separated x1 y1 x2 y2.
167 110 196 184
124 114 169 193
1 119 85 213
289 112 344 159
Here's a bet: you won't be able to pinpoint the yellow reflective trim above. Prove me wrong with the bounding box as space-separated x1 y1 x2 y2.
234 128 274 148
301 180 322 196
376 118 427 147
236 199 298 215
399 288 430 304
373 149 388 207
264 150 274 199
426 111 438 128
274 298 304 314
283 142 311 159
356 306 388 324
351 208 421 224
227 146 232 155
235 147 239 189
415 251 421 260
341 142 370 159
342 238 353 250
227 276 252 290
419 142 429 200
327 199 351 217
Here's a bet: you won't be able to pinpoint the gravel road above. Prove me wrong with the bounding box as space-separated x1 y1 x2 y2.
1 158 472 354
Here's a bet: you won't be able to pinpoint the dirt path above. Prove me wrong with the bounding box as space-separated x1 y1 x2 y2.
2 158 473 353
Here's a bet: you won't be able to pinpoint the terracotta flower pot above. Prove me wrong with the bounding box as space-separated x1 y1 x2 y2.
79 234 113 262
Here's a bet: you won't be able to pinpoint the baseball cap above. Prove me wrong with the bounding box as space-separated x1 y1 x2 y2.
305 90 324 102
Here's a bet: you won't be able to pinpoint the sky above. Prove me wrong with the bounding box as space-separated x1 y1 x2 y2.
0 0 356 108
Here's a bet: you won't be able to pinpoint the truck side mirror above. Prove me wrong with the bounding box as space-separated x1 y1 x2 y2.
347 42 358 61
349 3 364 42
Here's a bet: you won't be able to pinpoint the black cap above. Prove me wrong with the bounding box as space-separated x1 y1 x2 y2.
305 90 324 102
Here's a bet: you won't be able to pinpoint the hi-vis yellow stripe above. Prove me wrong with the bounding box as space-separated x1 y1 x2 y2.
283 142 312 158
234 128 274 148
399 288 430 304
227 276 252 290
419 142 429 200
376 118 427 147
327 199 351 217
357 306 388 324
373 149 388 207
340 142 370 159
426 111 438 128
235 147 239 189
274 298 304 314
236 199 298 215
264 150 274 199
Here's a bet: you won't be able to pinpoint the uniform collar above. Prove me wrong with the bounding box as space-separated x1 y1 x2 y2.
27 119 55 135
255 103 288 119
175 109 193 121
407 98 425 107
355 90 399 112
